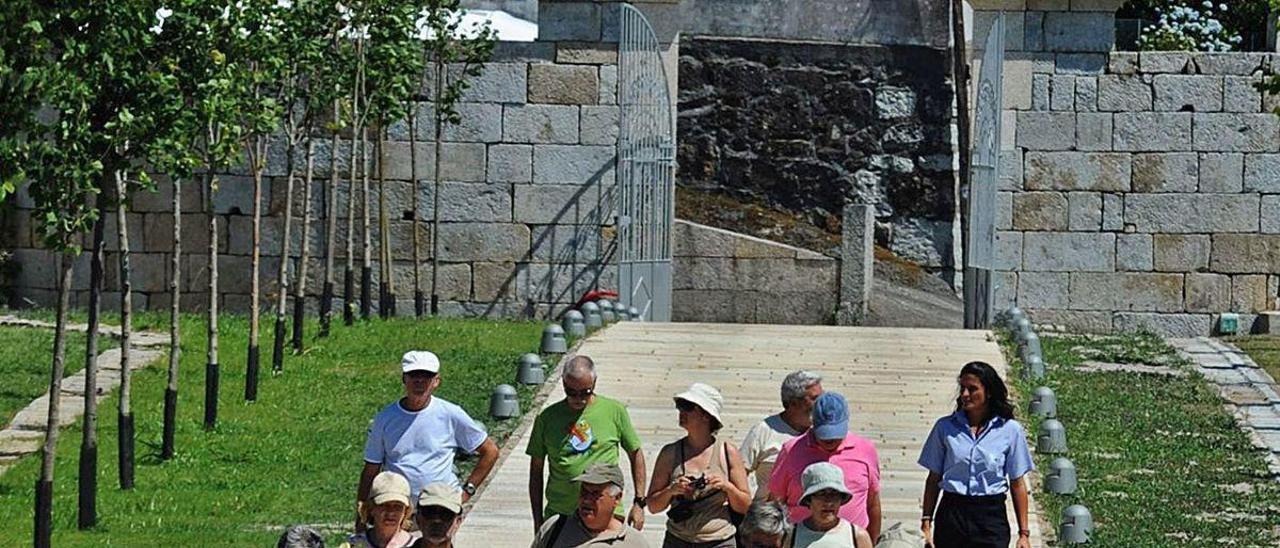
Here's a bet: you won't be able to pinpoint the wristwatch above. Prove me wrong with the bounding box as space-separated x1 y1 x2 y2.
462 482 478 496
633 496 647 509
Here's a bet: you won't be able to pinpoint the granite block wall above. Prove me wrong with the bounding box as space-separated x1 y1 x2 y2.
0 1 678 321
973 1 1280 336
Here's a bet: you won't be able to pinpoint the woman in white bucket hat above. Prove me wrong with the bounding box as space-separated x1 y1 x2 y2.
645 383 752 547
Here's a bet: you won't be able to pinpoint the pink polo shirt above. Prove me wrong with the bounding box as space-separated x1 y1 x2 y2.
767 430 881 527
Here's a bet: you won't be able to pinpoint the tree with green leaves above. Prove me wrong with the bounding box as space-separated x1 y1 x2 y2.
419 0 496 315
267 0 333 373
364 0 428 319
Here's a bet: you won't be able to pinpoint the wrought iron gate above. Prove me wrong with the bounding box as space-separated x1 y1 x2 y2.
616 3 675 322
964 13 1005 329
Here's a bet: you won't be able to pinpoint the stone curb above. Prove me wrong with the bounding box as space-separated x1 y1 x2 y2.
1168 337 1280 478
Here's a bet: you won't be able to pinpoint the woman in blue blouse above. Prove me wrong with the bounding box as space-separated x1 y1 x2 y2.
917 361 1033 548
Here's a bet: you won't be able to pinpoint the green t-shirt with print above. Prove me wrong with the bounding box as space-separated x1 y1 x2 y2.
526 396 642 518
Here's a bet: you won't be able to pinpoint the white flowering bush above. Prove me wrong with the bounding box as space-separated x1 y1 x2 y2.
1137 1 1243 51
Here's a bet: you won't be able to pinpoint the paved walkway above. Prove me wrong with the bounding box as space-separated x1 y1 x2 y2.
458 322 1047 547
1170 337 1280 478
0 317 167 475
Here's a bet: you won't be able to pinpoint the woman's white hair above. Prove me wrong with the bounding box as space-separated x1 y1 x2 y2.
738 500 791 540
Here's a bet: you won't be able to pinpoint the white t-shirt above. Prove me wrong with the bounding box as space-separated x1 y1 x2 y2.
363 397 489 499
739 414 802 499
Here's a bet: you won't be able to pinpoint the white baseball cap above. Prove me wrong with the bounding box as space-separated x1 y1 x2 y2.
401 351 441 374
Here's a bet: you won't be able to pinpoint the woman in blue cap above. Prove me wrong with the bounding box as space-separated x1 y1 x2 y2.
917 361 1034 548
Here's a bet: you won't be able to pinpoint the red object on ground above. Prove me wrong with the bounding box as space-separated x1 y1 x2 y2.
575 289 618 309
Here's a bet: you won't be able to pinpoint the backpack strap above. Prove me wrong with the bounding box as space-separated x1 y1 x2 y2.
545 514 569 547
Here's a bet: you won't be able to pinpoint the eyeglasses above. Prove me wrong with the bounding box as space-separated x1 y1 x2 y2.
675 399 697 412
564 386 594 399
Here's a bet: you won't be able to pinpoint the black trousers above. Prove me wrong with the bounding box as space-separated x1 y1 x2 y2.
933 492 1010 548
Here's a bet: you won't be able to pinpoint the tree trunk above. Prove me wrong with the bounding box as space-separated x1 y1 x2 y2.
272 139 297 374
114 169 135 490
293 137 316 351
409 100 423 317
246 138 264 401
430 57 445 316
377 127 393 318
162 174 182 460
344 119 358 327
360 126 372 320
34 254 74 548
321 104 340 337
78 193 105 530
205 168 221 430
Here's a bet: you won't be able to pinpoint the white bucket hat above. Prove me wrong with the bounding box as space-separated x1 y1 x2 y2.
799 462 852 506
674 382 724 425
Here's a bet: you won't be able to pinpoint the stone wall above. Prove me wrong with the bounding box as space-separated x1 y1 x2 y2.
677 36 959 277
0 1 672 320
975 2 1280 336
673 220 838 324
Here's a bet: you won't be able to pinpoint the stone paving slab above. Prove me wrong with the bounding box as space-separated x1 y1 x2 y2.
0 316 169 347
455 323 1046 548
0 344 163 477
1173 337 1280 479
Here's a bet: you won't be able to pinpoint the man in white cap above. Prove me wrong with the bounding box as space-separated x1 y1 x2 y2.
412 483 465 548
357 350 500 533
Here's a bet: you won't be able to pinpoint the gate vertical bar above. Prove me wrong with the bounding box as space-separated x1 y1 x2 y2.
964 13 1005 329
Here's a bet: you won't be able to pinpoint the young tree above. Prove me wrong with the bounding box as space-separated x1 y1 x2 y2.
344 2 370 326
154 1 253 431
318 24 351 337
419 0 496 314
269 0 331 372
7 3 108 540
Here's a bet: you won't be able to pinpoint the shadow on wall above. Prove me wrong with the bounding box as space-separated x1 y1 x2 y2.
478 161 616 319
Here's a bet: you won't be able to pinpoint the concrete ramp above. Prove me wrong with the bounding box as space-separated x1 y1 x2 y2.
457 323 1046 547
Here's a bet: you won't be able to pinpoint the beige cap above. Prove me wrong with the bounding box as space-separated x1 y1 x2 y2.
402 351 441 374
674 382 724 425
418 482 463 513
370 471 412 506
572 462 626 489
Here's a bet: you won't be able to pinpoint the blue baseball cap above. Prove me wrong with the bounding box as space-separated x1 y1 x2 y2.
811 392 850 440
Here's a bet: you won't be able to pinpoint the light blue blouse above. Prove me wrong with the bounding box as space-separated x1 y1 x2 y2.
917 411 1034 496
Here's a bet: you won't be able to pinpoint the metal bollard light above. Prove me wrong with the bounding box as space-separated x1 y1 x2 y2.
1025 355 1046 380
614 306 630 322
1060 505 1094 544
541 324 568 354
597 299 616 323
1013 316 1033 342
516 353 545 385
1047 457 1078 495
1003 306 1026 330
1030 386 1057 418
489 384 520 419
562 310 586 337
1038 418 1068 454
581 302 603 330
628 307 641 321
1019 332 1042 364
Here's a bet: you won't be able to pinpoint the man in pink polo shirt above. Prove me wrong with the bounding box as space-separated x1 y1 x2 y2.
767 391 882 541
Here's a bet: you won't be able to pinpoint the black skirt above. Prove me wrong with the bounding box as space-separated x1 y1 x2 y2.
933 492 1010 548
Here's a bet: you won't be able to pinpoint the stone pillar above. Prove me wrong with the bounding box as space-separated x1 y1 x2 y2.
838 204 874 326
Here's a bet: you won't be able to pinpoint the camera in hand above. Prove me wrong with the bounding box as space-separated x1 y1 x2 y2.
688 474 708 491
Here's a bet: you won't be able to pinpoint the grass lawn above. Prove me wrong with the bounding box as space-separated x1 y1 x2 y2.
1225 336 1280 386
0 326 116 427
1004 331 1280 547
0 311 547 546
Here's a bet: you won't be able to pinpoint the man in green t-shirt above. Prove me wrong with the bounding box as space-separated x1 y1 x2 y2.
528 355 647 533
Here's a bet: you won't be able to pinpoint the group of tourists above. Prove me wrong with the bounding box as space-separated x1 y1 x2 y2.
296 350 1033 548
